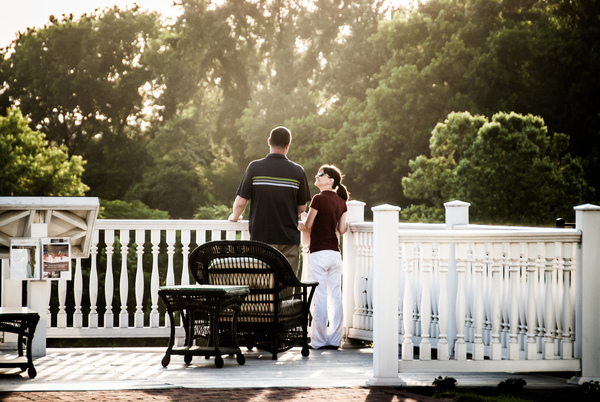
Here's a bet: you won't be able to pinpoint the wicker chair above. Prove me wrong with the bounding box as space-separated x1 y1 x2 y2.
189 240 318 360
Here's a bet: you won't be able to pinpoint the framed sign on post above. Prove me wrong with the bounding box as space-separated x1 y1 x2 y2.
41 238 71 280
9 239 41 280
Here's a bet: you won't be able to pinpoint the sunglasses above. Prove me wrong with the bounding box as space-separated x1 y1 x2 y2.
316 172 330 178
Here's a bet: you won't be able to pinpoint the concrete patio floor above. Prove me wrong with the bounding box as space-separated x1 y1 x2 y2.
0 345 578 395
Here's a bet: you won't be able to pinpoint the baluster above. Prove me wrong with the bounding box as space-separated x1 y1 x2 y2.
489 243 503 360
465 245 474 344
543 242 556 359
525 242 539 359
134 230 145 328
88 230 99 328
211 229 220 241
437 243 450 360
150 230 160 327
518 246 528 350
352 232 364 330
419 243 433 360
104 230 115 328
561 242 574 359
472 243 485 360
366 233 374 331
482 247 493 348
553 242 564 353
454 243 467 360
430 243 440 340
398 243 405 339
500 244 510 348
57 279 67 328
401 241 414 361
535 251 544 353
181 230 191 286
73 258 83 328
166 230 176 287
507 243 521 359
196 229 207 251
412 244 421 338
119 230 130 328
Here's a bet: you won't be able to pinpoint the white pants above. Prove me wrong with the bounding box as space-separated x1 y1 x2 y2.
308 250 343 348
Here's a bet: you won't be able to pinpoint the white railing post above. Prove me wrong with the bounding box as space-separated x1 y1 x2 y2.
88 230 99 328
444 200 470 355
342 200 365 341
134 229 145 328
104 230 115 328
572 203 600 383
368 204 401 385
118 230 130 328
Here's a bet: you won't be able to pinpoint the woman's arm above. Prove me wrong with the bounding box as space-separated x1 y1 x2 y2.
298 208 318 232
337 211 348 235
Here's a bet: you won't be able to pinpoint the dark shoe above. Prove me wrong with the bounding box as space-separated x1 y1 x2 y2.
321 345 339 350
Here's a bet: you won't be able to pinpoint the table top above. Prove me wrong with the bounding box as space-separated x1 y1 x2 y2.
159 284 250 297
0 307 39 316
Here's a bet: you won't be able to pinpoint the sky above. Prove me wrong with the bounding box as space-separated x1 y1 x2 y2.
0 1 183 49
0 1 416 50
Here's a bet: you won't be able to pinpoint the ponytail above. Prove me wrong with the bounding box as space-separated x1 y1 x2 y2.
320 164 350 201
336 183 349 201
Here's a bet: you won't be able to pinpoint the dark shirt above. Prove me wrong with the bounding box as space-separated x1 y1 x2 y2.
237 154 311 244
308 190 347 253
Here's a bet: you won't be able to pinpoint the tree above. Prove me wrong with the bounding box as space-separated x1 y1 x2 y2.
402 111 590 224
0 108 88 196
0 6 161 200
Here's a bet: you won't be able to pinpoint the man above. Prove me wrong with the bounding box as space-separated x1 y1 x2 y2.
229 126 311 276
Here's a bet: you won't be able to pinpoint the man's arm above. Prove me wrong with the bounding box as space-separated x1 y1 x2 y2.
228 196 248 222
297 204 306 217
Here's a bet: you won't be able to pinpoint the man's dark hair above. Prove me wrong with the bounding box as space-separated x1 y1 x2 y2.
269 126 292 148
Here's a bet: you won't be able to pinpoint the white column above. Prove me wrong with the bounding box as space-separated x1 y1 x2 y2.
342 200 365 341
444 200 470 355
27 223 48 356
368 204 401 385
571 204 600 383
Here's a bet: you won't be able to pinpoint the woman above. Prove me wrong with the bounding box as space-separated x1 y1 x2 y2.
298 165 348 350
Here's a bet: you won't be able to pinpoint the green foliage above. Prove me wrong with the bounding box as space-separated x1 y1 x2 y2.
98 199 169 219
193 204 232 220
433 375 457 390
580 380 600 398
498 378 527 393
0 108 88 196
2 0 600 218
1 6 161 200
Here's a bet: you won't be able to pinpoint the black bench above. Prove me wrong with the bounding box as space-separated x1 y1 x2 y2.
0 307 40 378
189 240 318 360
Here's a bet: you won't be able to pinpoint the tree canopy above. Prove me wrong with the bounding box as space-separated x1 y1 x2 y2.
1 0 598 223
402 111 590 224
0 108 88 196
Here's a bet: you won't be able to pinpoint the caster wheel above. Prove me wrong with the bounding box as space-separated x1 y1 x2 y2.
28 366 37 378
215 356 224 368
301 346 310 357
236 353 245 365
161 355 171 367
184 354 192 364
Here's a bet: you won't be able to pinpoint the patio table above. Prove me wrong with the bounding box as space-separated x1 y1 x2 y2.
0 307 40 378
158 284 249 368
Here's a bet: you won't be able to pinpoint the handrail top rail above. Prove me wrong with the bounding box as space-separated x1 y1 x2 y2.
95 219 248 230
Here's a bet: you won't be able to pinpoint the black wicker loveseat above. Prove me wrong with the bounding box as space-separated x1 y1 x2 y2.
189 240 318 360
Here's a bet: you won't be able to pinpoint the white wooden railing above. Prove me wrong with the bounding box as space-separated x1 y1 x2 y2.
2 199 599 382
346 201 600 385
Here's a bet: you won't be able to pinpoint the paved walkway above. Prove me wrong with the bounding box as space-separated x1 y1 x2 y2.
0 346 578 401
